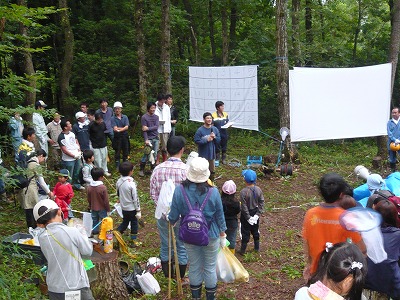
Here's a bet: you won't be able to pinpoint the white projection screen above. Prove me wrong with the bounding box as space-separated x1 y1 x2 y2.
289 63 392 142
189 65 259 131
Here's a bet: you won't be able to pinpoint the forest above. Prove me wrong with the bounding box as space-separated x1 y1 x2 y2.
0 0 396 133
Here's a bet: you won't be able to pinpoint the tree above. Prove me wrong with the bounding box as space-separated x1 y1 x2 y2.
58 0 75 111
135 0 148 114
161 0 172 94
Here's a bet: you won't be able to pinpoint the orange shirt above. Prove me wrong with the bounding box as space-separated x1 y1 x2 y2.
302 204 362 274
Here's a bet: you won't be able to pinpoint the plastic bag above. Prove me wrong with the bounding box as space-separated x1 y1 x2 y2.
136 271 160 295
216 247 249 283
216 247 235 282
121 262 143 294
155 179 175 219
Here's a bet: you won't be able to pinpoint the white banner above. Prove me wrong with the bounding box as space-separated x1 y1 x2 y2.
189 65 259 131
289 63 392 142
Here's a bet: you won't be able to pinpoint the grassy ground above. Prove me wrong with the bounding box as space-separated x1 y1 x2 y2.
0 126 381 299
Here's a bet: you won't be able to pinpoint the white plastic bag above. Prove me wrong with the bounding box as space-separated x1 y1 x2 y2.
136 271 160 295
216 247 236 283
155 179 175 219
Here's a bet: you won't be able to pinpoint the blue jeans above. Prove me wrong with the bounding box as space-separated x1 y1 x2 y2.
225 219 238 249
91 210 107 234
141 138 159 163
185 238 219 288
62 159 82 189
389 149 397 164
157 218 187 264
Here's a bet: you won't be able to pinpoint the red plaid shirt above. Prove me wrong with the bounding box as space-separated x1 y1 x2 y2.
150 158 187 205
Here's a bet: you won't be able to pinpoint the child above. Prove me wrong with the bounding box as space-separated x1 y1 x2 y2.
87 167 110 235
18 127 36 159
239 169 264 255
116 161 141 246
294 242 366 300
82 149 95 186
33 199 94 299
53 169 74 222
221 180 240 254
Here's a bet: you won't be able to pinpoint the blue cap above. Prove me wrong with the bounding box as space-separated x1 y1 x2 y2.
242 169 257 183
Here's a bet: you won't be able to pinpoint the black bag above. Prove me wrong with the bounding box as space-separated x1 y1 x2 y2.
121 262 143 294
10 155 36 190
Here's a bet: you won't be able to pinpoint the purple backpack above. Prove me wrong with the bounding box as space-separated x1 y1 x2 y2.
179 185 213 246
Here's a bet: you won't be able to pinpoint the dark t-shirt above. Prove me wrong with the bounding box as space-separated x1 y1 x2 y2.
89 121 107 148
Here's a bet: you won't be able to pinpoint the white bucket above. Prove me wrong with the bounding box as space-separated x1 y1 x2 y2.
354 165 370 180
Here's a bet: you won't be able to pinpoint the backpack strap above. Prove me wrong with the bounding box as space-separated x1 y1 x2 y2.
179 185 213 211
375 190 394 199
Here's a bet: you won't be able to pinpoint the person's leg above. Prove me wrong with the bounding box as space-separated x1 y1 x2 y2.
203 238 219 300
129 210 138 241
93 148 101 168
80 287 95 300
117 210 130 234
161 133 169 162
72 158 83 189
251 220 260 252
62 160 74 184
91 211 100 234
185 243 204 287
157 218 173 277
25 209 36 228
220 133 228 164
122 136 130 161
389 150 397 171
173 221 188 278
101 147 109 173
208 159 215 181
239 215 251 255
225 219 238 252
112 137 121 168
151 138 160 168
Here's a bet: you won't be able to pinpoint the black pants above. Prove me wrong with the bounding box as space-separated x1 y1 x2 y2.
25 209 36 229
112 135 130 162
240 212 259 245
216 132 228 154
117 210 138 235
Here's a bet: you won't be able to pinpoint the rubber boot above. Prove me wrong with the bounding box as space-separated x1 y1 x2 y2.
210 171 215 182
205 285 217 300
162 151 167 162
390 162 397 173
254 240 260 252
222 152 227 165
190 284 202 300
238 243 247 256
139 162 146 177
161 261 175 278
215 153 220 167
229 248 235 254
179 264 187 279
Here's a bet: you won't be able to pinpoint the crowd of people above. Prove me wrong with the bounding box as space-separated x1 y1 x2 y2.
5 99 400 300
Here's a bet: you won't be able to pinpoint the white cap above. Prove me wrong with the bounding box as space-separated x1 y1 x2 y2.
113 101 123 108
75 111 86 119
33 199 59 221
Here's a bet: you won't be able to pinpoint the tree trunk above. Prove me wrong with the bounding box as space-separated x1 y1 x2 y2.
17 0 35 122
317 0 325 42
161 0 172 94
58 0 74 112
90 250 129 299
229 0 237 51
305 0 313 66
277 0 297 162
208 0 217 64
135 0 148 114
378 0 400 157
291 0 302 66
183 0 199 65
221 5 229 65
352 0 362 65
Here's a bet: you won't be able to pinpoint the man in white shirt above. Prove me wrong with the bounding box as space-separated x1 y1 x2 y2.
154 94 171 164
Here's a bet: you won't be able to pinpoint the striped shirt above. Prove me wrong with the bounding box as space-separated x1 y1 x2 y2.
150 158 187 205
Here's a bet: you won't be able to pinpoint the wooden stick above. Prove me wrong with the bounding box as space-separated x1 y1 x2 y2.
170 223 183 295
168 223 172 299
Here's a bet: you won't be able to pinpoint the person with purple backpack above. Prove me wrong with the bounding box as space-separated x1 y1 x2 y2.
168 157 227 300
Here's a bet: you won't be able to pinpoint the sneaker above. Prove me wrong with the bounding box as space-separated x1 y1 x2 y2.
215 160 220 167
129 240 142 247
138 170 145 177
104 172 111 177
